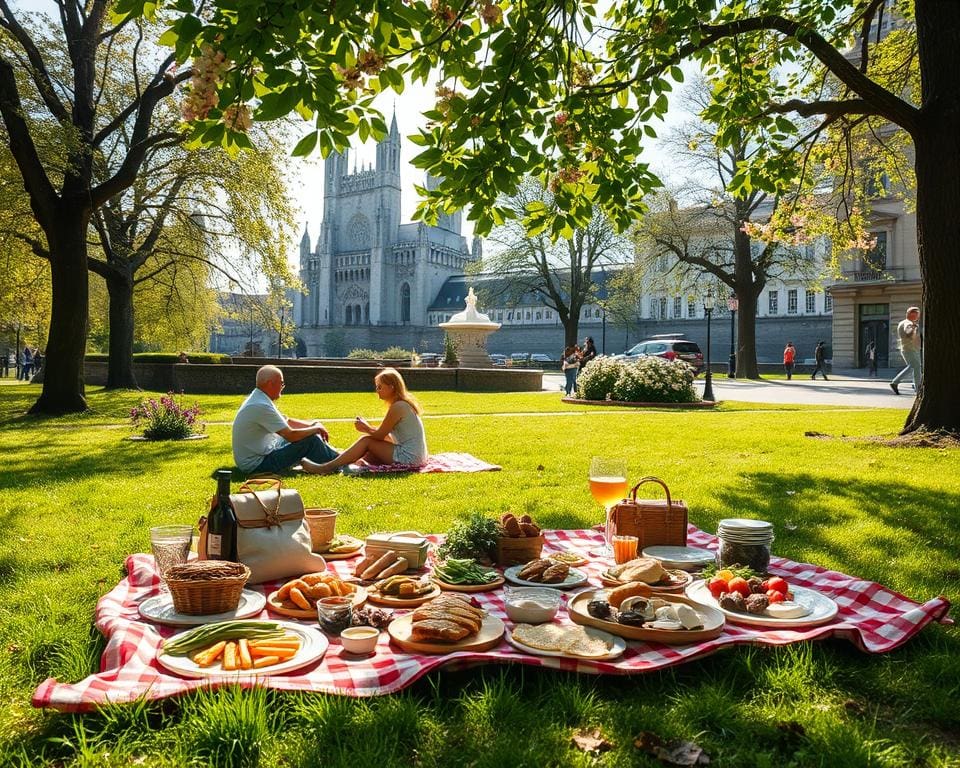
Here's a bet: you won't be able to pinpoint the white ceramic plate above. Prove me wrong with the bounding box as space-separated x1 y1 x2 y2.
642 546 716 570
504 564 589 590
686 580 839 628
156 620 327 679
139 589 266 626
505 625 625 661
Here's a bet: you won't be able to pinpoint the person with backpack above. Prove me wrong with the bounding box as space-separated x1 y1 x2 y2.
783 341 796 380
811 341 828 381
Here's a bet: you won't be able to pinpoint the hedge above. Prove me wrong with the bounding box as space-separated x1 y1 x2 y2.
84 353 231 364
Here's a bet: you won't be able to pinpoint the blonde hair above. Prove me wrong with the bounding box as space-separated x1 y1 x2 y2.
376 367 422 414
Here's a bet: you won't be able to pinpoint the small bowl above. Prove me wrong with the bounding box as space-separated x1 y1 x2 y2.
503 586 562 624
340 626 380 654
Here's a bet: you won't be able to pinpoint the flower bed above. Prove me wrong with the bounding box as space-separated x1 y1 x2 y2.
574 356 706 405
129 392 205 440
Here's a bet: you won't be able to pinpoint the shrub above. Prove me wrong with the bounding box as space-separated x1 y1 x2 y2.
575 356 623 400
576 356 699 403
130 392 204 440
381 346 413 360
84 353 229 364
347 348 379 359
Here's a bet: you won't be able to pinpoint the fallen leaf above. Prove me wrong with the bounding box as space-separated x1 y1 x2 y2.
571 728 612 754
634 732 710 766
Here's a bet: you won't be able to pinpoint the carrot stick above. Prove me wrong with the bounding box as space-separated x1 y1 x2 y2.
192 641 226 667
253 655 282 668
222 641 239 671
238 638 253 670
248 646 298 659
248 638 301 648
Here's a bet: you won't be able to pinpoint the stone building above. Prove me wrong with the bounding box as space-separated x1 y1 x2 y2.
293 114 479 355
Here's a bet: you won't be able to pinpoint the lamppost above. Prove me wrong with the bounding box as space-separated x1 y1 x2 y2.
727 295 738 378
703 289 716 402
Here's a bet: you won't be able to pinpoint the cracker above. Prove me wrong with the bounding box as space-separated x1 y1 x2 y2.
560 628 612 658
512 623 568 651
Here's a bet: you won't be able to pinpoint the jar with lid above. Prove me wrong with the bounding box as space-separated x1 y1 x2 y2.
715 520 775 573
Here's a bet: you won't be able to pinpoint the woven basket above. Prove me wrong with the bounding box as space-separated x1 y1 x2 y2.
609 476 688 550
166 561 250 615
495 534 544 566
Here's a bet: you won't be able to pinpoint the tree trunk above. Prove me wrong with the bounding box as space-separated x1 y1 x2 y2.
104 268 139 389
564 318 579 349
902 0 960 434
733 228 761 379
28 208 89 414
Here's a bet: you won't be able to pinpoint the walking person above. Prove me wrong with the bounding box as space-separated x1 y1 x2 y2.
579 336 597 368
890 306 922 395
810 341 828 381
783 341 796 380
20 347 33 381
561 345 580 396
865 340 878 377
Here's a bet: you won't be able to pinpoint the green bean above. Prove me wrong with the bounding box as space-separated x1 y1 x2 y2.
433 558 498 585
162 620 286 656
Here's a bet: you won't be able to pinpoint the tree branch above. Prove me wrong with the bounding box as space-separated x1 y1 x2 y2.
762 98 874 118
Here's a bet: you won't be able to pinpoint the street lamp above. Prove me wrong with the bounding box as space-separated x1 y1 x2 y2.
727 295 739 378
703 289 716 402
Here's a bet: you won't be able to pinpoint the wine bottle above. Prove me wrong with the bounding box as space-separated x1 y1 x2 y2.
207 469 239 562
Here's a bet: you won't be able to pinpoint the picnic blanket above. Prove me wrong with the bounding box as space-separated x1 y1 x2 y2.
345 452 500 475
32 527 951 713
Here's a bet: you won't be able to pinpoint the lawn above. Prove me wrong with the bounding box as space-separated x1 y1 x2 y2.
0 383 957 767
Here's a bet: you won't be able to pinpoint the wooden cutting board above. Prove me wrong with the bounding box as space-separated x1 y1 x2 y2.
387 614 505 654
266 586 367 619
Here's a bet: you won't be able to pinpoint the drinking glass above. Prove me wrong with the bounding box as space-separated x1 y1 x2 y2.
588 457 628 556
150 525 193 593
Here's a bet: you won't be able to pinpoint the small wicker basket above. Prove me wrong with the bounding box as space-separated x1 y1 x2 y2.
495 534 544 566
165 561 250 615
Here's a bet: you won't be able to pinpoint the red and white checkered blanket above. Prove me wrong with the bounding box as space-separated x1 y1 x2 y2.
32 527 951 713
346 452 500 475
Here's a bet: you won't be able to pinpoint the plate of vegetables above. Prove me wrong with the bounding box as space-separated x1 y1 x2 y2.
156 620 327 678
687 569 838 628
431 558 505 592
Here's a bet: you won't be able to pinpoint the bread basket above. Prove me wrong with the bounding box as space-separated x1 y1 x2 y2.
165 560 250 615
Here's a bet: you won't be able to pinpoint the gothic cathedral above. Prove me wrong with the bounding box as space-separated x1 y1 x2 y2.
293 114 480 354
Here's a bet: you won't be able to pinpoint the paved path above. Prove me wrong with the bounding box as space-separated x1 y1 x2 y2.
544 368 915 409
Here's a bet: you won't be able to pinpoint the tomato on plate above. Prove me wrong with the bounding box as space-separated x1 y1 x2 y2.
707 577 729 599
766 577 789 595
766 589 786 604
727 577 752 599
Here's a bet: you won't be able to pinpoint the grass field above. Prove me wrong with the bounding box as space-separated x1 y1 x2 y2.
0 382 957 767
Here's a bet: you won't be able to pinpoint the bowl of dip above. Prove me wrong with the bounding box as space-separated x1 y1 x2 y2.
340 626 380 654
504 587 562 624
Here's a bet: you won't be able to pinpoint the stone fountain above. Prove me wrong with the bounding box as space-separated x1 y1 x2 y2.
438 287 502 368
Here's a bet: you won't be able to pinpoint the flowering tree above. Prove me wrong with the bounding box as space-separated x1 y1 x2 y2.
114 0 958 435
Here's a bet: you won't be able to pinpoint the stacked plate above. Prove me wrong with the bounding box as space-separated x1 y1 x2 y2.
717 518 775 544
641 546 716 571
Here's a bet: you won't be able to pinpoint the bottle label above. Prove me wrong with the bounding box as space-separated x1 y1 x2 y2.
208 533 222 557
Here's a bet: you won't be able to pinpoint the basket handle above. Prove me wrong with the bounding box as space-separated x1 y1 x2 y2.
628 476 673 508
238 475 283 527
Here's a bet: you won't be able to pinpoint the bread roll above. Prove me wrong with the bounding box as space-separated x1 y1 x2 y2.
353 553 378 577
377 557 409 578
608 581 653 608
361 550 397 579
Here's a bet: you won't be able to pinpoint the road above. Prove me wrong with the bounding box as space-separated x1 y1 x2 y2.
543 369 915 408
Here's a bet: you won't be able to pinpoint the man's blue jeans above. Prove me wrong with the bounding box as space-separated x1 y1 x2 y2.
254 435 339 473
892 347 922 389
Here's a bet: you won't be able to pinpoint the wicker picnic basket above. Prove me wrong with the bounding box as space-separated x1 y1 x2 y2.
609 477 688 550
165 560 250 615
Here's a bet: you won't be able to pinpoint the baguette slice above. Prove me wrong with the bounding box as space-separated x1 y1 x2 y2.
353 553 378 577
361 550 398 579
377 557 409 578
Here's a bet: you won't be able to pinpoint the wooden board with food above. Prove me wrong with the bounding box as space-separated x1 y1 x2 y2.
568 589 725 644
686 575 838 628
387 594 505 653
366 575 441 607
311 534 364 559
503 560 589 589
599 557 693 593
156 620 327 678
266 572 366 619
546 550 589 567
353 549 415 580
506 623 626 661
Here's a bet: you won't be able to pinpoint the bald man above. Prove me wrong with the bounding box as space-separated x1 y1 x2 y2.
232 365 339 473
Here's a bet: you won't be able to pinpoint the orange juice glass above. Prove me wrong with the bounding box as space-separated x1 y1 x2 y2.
612 535 638 564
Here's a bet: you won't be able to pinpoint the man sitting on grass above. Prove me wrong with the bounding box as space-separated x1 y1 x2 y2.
232 365 339 473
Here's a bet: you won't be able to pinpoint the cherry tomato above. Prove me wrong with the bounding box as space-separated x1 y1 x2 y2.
727 576 752 598
707 577 729 599
766 589 786 604
766 577 789 595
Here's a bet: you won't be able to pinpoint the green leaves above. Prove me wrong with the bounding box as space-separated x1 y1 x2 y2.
291 131 318 158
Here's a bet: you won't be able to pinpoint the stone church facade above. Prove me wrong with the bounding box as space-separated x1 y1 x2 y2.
293 114 480 356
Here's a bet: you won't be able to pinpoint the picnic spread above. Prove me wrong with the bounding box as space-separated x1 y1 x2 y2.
33 519 951 713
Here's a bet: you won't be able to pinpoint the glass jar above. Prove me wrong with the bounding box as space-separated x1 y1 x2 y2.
316 596 353 635
716 536 773 573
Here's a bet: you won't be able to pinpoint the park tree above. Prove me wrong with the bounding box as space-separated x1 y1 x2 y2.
478 179 631 348
90 0 960 433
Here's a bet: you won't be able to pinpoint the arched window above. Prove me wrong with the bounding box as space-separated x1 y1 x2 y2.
364 303 370 323
345 305 353 325
400 283 411 323
354 304 362 325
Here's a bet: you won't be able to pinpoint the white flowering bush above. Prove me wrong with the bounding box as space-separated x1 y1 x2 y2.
576 356 699 404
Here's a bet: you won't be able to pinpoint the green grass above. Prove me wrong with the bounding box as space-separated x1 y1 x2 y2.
0 383 958 767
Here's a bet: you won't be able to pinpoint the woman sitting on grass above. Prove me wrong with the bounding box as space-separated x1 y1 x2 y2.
303 367 428 474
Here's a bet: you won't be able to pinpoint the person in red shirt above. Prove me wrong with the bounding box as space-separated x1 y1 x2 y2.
783 342 796 380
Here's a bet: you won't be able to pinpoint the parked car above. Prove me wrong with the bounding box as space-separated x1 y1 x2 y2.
617 338 704 374
529 353 555 363
510 352 531 366
490 354 508 367
418 353 441 367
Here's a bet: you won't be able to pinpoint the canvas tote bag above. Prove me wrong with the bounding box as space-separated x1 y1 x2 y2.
199 476 326 584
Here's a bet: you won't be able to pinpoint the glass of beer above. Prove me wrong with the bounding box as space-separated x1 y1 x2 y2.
588 457 628 555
